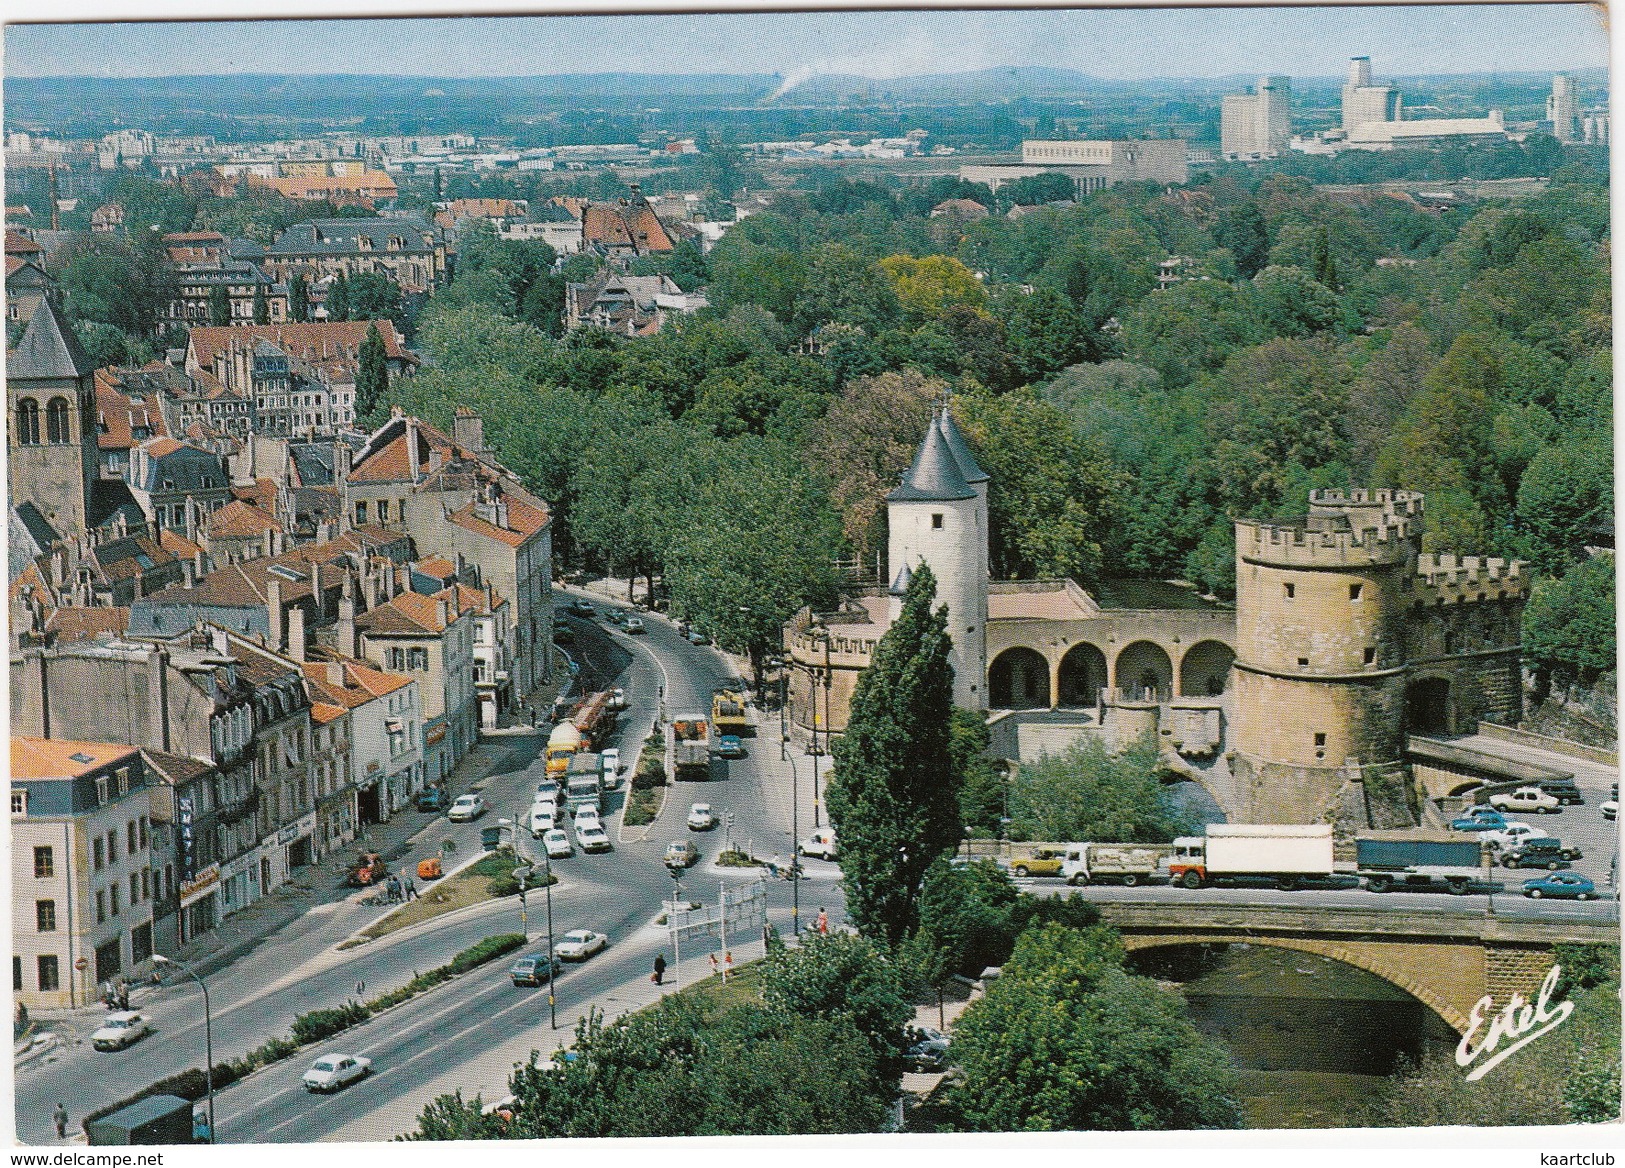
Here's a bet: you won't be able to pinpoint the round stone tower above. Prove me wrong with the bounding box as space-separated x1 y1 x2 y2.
1231 489 1423 824
886 408 990 711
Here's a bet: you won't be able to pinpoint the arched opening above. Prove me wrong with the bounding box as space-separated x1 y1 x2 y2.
1057 642 1108 707
1179 640 1235 697
1116 640 1173 701
989 646 1051 710
45 397 71 444
16 398 40 445
1406 676 1453 737
1121 942 1459 1126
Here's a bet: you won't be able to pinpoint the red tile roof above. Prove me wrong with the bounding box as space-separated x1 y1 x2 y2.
5 229 43 256
43 606 131 641
159 529 206 560
204 499 282 539
187 320 410 370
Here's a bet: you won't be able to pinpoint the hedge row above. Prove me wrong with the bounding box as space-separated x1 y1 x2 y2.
81 933 527 1132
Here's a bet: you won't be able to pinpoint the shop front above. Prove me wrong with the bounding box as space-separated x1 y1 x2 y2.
179 863 220 943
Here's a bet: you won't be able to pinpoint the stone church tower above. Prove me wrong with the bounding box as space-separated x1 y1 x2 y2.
886 408 991 710
7 297 100 540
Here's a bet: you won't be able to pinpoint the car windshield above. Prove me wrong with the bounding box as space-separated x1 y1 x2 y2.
106 1018 134 1029
564 931 589 943
313 1059 336 1071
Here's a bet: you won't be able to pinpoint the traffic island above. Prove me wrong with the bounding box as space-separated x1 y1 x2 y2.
621 732 668 828
350 849 555 944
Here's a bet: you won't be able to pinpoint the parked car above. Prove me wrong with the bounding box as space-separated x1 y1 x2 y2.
554 929 607 961
448 793 487 822
303 1053 371 1092
1603 799 1618 822
1523 872 1597 900
510 951 564 987
665 839 700 869
687 802 717 831
1532 777 1584 806
1501 838 1583 869
1479 821 1538 850
573 803 602 829
534 779 561 803
1488 787 1563 815
600 748 622 783
577 823 612 853
543 828 573 859
622 616 646 634
414 787 449 812
571 598 596 617
715 735 745 759
687 629 711 645
1009 849 1066 878
91 1011 153 1052
528 806 556 838
1450 810 1508 832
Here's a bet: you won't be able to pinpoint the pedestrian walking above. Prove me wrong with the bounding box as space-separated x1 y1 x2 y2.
405 877 417 901
53 1103 67 1140
724 950 734 981
356 979 366 997
816 907 829 935
652 953 667 985
709 952 720 978
389 875 403 903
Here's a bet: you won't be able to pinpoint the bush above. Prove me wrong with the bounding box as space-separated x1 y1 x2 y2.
448 933 526 975
487 873 521 897
292 1001 372 1046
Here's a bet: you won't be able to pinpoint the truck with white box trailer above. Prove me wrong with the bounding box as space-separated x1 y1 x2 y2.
1168 823 1337 890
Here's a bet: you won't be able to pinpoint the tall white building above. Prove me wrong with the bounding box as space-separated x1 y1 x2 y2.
1342 56 1402 134
1221 76 1292 159
1547 74 1581 142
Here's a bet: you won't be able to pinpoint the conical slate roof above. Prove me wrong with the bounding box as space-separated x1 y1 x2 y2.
936 408 989 484
10 297 93 381
886 415 976 503
888 560 914 596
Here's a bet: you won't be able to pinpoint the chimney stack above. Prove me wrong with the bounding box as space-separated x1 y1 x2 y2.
267 576 283 649
338 580 358 659
327 660 346 688
287 604 307 661
436 595 450 630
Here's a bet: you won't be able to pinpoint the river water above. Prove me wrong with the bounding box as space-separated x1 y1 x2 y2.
1126 943 1460 1129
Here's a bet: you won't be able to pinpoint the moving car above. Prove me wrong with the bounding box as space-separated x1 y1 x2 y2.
1450 810 1507 832
799 828 838 860
622 616 646 634
570 598 596 617
1009 849 1066 878
716 735 745 759
534 779 561 803
510 951 564 987
91 1011 153 1052
573 803 602 829
543 829 573 859
600 748 621 782
528 805 556 838
687 802 717 831
554 929 608 961
414 787 449 812
1488 787 1563 816
1523 872 1597 900
577 823 612 853
303 1053 372 1093
1479 821 1538 850
1602 799 1618 822
448 793 487 822
665 839 700 869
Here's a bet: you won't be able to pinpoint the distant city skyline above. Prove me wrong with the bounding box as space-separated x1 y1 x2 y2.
4 4 1610 82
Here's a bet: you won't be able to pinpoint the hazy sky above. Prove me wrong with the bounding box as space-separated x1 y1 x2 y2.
4 3 1611 80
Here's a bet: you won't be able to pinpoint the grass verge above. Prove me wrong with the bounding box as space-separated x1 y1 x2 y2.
357 848 552 941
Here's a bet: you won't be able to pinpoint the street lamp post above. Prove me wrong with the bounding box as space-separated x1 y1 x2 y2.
781 737 800 936
152 954 212 1144
542 849 556 1029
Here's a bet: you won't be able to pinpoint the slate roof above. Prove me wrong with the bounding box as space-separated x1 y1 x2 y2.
886 418 976 503
267 217 433 256
141 748 216 786
936 408 989 485
10 297 93 380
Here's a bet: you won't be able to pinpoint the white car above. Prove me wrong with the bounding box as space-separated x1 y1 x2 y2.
543 828 573 859
1489 787 1563 816
574 803 602 830
448 793 487 822
554 929 608 961
600 748 621 785
1481 821 1538 850
528 805 556 838
687 802 717 831
303 1053 372 1092
577 823 612 853
91 1011 152 1052
534 779 561 803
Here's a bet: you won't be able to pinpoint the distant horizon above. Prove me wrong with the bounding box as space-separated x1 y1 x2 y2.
4 5 1610 82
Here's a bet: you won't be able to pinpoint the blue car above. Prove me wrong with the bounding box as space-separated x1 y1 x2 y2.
716 735 745 759
1522 872 1596 900
1450 811 1507 832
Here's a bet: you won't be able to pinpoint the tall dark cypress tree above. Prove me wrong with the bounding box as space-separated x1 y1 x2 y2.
825 561 962 947
288 272 310 323
356 323 389 421
207 283 231 326
327 272 350 322
252 280 270 324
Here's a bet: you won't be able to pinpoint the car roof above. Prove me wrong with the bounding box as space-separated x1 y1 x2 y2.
101 1011 142 1023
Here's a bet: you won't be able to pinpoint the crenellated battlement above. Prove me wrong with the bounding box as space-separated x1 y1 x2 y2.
1308 488 1425 519
1413 554 1530 603
1236 515 1417 568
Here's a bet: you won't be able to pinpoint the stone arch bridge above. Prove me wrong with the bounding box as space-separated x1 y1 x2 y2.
1095 902 1616 1034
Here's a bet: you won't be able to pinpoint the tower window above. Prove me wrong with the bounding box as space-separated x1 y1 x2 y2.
16 399 40 445
45 397 71 443
1349 584 1363 601
931 513 943 530
1364 647 1376 665
1297 657 1309 667
1283 582 1295 599
1314 733 1327 746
